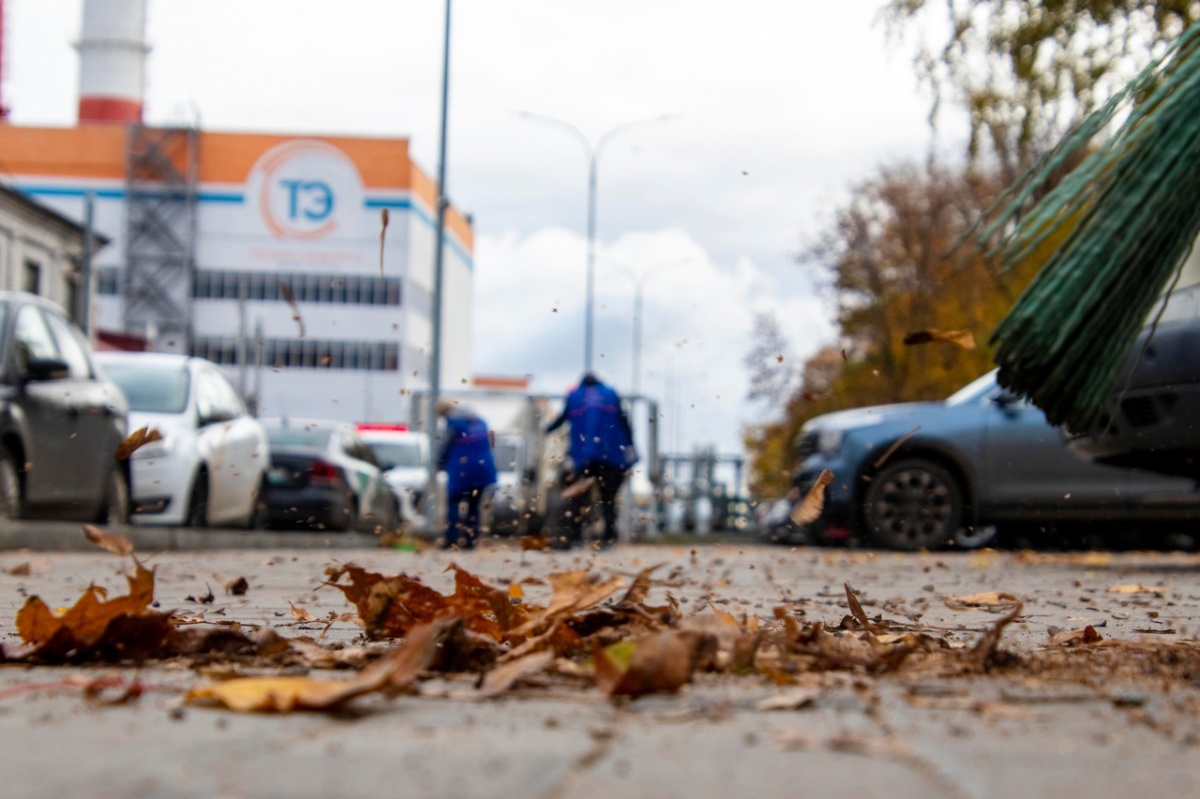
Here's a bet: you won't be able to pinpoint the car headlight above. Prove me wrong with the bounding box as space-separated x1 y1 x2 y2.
132 436 175 460
816 428 844 457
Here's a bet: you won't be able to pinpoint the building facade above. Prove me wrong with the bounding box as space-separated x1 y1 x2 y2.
0 124 474 423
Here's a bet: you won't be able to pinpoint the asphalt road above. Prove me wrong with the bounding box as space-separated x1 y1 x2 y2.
0 535 1198 798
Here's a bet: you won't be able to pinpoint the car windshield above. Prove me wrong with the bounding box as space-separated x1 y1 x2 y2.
267 427 333 449
103 363 191 414
945 371 999 407
368 441 424 469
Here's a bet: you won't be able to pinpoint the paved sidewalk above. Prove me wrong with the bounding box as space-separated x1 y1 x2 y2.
0 543 1197 798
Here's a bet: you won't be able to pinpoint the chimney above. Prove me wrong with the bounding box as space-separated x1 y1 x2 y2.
76 0 148 124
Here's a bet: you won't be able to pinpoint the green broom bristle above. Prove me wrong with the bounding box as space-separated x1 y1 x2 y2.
981 25 1200 432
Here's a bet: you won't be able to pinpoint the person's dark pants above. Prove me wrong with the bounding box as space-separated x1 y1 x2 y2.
445 488 483 549
565 461 626 544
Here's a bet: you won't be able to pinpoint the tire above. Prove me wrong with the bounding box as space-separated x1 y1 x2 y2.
332 494 358 532
187 473 209 529
98 466 130 525
861 458 963 551
0 452 21 521
247 475 269 530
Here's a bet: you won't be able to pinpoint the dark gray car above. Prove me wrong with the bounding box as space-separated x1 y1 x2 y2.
791 370 1200 551
0 292 130 522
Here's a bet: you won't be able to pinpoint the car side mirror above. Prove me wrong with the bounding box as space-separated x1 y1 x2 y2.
23 357 71 382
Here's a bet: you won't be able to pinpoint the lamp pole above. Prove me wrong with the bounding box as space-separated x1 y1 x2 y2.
425 0 452 532
516 111 676 373
598 257 692 397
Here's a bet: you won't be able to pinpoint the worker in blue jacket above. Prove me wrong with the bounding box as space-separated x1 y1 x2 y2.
437 399 497 549
545 372 637 548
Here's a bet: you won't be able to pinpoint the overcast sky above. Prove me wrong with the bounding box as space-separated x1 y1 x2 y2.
3 0 960 463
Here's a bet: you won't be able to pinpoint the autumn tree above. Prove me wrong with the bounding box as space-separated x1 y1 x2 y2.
746 160 1041 494
885 0 1200 172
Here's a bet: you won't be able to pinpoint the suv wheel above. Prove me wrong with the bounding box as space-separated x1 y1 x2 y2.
0 453 21 520
862 458 963 551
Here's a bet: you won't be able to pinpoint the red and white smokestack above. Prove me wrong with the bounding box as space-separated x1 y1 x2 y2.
76 0 148 124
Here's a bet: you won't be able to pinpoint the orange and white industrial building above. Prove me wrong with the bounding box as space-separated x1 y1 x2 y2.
0 0 475 422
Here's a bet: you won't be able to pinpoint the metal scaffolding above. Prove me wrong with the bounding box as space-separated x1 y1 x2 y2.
122 123 198 352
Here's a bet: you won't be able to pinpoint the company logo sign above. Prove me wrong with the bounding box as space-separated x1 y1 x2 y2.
249 140 364 240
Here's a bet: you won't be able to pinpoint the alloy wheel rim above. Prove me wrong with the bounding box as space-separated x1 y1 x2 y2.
872 467 954 546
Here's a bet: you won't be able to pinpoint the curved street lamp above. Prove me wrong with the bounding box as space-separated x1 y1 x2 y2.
516 111 677 374
598 256 693 397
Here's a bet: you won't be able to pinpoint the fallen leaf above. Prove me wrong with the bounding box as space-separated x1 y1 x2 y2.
791 470 834 526
944 591 1020 610
757 686 822 711
83 524 134 558
16 561 156 648
902 329 976 349
225 577 249 596
185 618 453 712
843 583 877 632
1108 584 1161 595
1046 625 1104 646
115 426 162 460
6 562 31 576
290 603 318 623
593 631 704 698
473 650 555 699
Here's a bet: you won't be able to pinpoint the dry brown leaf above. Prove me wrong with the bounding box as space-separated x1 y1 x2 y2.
473 650 555 699
290 603 318 623
5 562 30 576
279 280 305 338
1046 625 1104 647
83 524 134 558
510 570 625 639
115 426 163 460
791 469 834 526
225 577 249 596
1108 584 1161 595
757 686 822 711
844 583 876 632
962 601 1023 670
944 591 1020 611
185 618 453 712
379 208 389 276
17 560 155 647
615 563 665 608
593 631 704 698
902 329 976 349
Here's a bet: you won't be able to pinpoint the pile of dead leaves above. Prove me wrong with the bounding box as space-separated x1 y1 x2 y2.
11 526 1200 715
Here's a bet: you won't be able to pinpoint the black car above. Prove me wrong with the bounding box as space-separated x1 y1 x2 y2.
0 292 130 522
261 418 399 532
1069 287 1200 479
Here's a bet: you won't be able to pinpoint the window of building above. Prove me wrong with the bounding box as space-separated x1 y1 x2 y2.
191 270 402 307
191 337 400 372
22 260 41 295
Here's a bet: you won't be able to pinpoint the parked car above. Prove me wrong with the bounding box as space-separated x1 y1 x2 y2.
790 370 1200 551
356 423 428 524
0 292 129 522
96 352 269 528
1069 288 1200 479
262 418 399 532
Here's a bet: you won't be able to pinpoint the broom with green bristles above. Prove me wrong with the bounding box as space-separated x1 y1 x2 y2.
979 23 1200 432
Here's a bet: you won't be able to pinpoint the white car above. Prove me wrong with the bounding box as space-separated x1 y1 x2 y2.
357 424 430 523
96 353 270 528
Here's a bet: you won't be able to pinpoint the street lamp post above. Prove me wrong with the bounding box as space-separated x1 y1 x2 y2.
599 257 692 397
517 111 676 374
